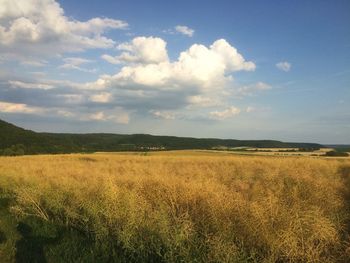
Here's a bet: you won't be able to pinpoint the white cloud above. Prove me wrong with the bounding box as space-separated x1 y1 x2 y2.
255 82 272 90
175 25 194 37
59 57 96 73
57 94 84 103
187 95 220 107
235 82 271 97
210 39 256 72
1 31 265 124
0 101 44 114
114 113 130 124
9 80 54 90
246 106 256 113
0 0 128 59
59 65 96 73
101 54 120 64
61 57 93 66
102 36 169 64
97 38 255 92
162 29 175 35
18 78 106 91
150 110 176 120
20 59 47 67
209 106 240 120
57 109 75 117
88 110 129 124
89 92 112 103
276 61 291 72
8 78 105 92
89 111 107 121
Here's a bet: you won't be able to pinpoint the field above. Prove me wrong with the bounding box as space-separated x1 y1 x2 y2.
212 148 349 157
0 151 349 262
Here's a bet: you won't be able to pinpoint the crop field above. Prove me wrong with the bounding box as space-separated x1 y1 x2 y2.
0 152 349 262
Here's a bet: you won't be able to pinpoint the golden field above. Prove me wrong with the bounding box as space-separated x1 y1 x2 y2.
0 151 349 262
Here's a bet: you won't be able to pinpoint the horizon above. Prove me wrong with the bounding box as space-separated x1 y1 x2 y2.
1 117 344 146
0 0 349 144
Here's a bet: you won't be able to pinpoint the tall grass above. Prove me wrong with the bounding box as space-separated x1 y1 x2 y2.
0 153 349 262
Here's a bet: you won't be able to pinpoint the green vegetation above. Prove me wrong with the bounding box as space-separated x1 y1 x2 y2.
325 151 349 157
326 145 350 153
0 119 322 155
0 144 26 156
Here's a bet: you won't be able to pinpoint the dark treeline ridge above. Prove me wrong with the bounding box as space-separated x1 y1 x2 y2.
326 145 350 153
0 119 323 155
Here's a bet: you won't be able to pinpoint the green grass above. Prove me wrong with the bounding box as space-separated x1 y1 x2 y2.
0 195 20 262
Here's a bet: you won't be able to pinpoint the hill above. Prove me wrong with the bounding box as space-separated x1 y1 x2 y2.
325 145 350 153
0 119 323 155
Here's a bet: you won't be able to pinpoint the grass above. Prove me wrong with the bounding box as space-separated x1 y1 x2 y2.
0 152 349 262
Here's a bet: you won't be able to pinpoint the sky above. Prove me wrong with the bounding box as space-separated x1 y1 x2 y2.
0 0 349 144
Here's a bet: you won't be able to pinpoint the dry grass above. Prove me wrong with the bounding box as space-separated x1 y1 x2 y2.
0 152 349 262
233 148 341 157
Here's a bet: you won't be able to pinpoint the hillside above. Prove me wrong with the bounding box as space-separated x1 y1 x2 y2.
0 119 323 155
326 145 350 153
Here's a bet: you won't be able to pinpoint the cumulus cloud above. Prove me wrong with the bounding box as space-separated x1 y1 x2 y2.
187 95 220 107
276 61 291 72
0 101 44 114
209 106 241 120
61 57 93 66
235 82 271 97
88 110 129 124
89 111 107 121
58 94 84 104
9 80 54 90
8 78 90 91
102 36 169 64
175 25 194 37
150 110 176 120
1 32 264 124
20 59 47 67
7 37 257 105
101 54 120 64
114 113 130 124
0 0 128 59
89 92 112 103
57 109 75 117
59 57 96 73
11 78 107 91
53 37 257 121
0 99 103 121
98 38 255 92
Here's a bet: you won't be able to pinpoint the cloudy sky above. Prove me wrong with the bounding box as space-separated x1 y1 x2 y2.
0 0 349 143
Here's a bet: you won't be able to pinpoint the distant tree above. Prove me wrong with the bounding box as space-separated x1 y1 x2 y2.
3 148 15 156
16 148 25 156
1 144 25 156
12 144 25 155
299 148 316 152
325 151 349 157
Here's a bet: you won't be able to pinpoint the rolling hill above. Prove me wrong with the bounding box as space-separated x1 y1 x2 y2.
0 118 323 155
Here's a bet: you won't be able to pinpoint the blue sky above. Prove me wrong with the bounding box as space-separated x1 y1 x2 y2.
0 0 349 143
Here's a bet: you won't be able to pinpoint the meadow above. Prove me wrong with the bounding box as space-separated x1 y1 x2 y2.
0 151 349 262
